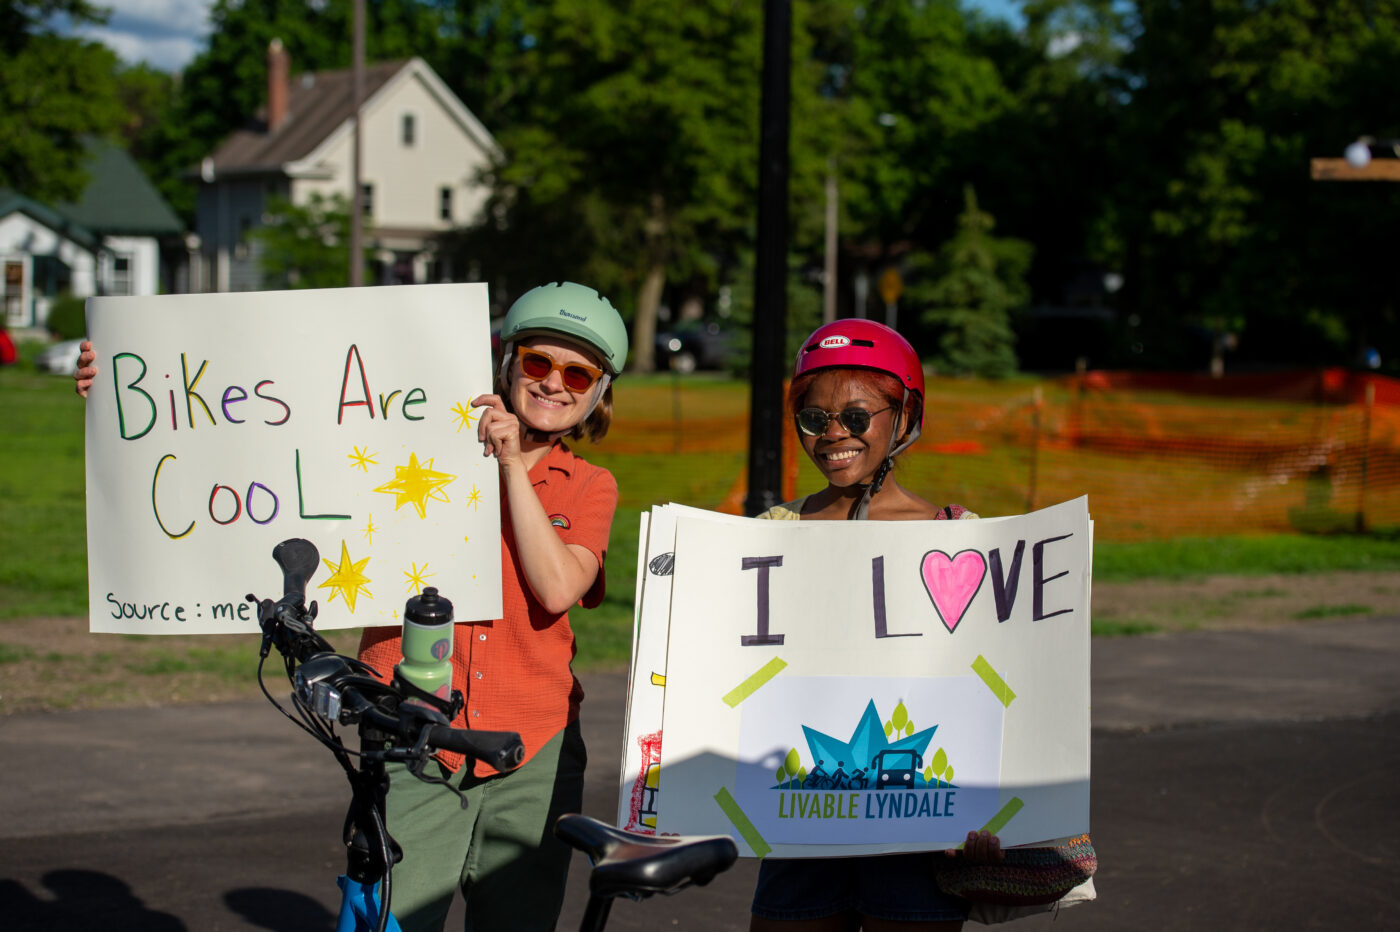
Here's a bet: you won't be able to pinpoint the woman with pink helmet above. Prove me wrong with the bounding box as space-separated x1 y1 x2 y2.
750 319 1000 931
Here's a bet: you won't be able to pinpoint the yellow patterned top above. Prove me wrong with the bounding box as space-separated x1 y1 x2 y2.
757 496 809 520
757 496 980 521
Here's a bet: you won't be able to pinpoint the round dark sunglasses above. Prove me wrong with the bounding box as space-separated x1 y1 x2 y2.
795 405 891 437
516 346 605 394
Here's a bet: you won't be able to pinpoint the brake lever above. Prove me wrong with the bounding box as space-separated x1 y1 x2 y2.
403 727 471 810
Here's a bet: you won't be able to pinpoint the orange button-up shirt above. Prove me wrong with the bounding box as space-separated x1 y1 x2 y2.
358 441 618 775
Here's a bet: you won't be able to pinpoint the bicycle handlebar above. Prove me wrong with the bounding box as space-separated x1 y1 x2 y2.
423 725 525 770
250 538 525 774
273 537 319 606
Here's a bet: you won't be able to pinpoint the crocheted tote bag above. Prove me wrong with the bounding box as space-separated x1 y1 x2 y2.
935 833 1097 922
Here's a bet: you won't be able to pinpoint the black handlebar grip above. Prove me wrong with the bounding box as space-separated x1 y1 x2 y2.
273 538 320 602
425 727 525 772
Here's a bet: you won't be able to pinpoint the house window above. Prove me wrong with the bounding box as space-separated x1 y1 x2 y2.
361 183 374 217
439 186 453 222
3 259 26 327
109 253 133 296
401 113 416 147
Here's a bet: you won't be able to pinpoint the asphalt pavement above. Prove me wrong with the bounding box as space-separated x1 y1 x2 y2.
2 615 1398 931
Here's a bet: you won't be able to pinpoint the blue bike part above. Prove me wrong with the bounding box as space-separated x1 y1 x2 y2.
336 875 403 932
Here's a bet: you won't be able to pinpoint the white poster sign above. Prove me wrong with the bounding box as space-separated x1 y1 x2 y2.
619 497 1091 858
84 284 502 634
617 504 756 831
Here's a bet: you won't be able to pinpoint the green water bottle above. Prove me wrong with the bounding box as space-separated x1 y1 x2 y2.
398 587 454 706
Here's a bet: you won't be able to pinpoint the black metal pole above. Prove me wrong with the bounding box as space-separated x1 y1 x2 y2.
744 0 791 517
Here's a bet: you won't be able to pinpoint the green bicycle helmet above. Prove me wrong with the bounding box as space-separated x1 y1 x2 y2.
499 281 629 376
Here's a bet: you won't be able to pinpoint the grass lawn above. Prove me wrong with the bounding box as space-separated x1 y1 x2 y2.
4 343 1399 692
0 344 88 619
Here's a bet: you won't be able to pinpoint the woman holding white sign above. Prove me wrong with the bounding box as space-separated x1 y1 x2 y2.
77 281 627 932
750 318 1001 931
354 281 626 932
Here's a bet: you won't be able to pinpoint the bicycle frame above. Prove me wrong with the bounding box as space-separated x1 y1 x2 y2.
251 537 737 932
251 538 520 932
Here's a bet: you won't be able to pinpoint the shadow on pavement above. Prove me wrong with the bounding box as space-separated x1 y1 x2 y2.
225 887 337 931
0 870 185 931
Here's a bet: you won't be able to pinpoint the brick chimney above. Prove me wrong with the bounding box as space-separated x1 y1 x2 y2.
267 38 289 133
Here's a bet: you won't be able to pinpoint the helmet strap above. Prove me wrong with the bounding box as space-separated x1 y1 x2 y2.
847 389 917 521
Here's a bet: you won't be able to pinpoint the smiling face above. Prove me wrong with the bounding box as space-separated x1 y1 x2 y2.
796 369 903 488
507 335 607 435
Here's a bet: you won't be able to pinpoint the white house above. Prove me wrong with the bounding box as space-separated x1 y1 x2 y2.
1 139 183 332
195 44 502 292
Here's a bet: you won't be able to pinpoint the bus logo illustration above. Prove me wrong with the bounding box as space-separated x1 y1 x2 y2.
770 699 958 793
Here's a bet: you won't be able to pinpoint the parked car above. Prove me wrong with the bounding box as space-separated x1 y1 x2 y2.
654 319 739 373
35 338 84 376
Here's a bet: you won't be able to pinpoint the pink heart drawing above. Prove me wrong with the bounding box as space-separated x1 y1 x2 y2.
920 549 987 633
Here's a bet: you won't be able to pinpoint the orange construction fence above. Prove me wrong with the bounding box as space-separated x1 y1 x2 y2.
602 369 1400 542
899 370 1400 541
781 370 1400 540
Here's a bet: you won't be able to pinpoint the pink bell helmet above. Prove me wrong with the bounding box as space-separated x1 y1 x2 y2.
794 319 924 435
792 319 925 518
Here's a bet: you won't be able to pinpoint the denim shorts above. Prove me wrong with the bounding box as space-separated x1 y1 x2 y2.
750 852 971 922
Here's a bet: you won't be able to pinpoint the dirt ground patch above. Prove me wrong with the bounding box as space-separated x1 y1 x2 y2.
0 620 364 716
2 570 1397 715
1091 569 1400 632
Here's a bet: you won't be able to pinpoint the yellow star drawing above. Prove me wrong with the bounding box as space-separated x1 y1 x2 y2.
466 484 482 511
348 445 378 472
404 561 435 593
319 540 373 613
451 401 478 433
373 452 456 518
363 515 378 545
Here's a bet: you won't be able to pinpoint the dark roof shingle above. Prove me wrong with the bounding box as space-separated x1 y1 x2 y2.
208 60 408 175
55 138 183 236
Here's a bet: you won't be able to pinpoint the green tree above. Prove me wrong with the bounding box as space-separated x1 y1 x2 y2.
962 0 1127 323
831 0 1015 251
114 63 180 165
0 0 127 201
914 185 1029 378
252 193 372 289
449 0 776 371
1110 0 1400 367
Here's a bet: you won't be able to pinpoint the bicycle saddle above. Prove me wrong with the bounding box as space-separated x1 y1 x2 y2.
554 813 739 900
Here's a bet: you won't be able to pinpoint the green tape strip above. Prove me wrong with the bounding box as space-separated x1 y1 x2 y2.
981 796 1025 837
980 789 1024 834
954 796 1025 850
722 657 788 708
971 654 1017 707
715 786 770 858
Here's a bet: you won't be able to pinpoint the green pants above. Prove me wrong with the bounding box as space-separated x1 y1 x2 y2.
383 720 587 932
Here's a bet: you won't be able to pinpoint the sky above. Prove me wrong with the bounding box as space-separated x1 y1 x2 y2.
63 0 1026 73
64 0 217 72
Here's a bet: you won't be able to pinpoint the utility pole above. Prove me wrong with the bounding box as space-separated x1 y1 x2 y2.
744 0 791 517
349 0 365 286
822 158 837 325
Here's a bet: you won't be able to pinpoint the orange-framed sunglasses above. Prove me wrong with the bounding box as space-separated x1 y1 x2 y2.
515 346 605 394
